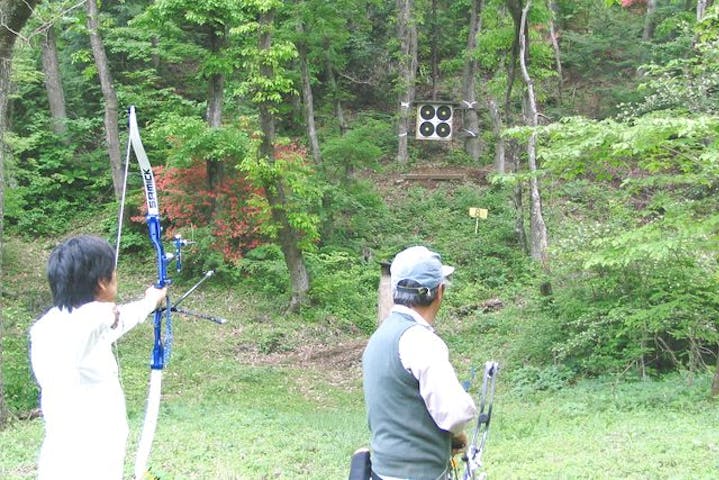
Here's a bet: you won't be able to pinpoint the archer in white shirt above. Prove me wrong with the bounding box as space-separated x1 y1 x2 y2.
30 235 166 480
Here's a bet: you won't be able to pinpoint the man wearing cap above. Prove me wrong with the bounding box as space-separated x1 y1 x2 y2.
362 246 477 480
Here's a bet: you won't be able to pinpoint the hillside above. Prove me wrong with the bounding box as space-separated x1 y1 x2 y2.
3 159 719 479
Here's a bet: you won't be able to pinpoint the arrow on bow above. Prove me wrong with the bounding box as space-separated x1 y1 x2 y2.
115 106 226 480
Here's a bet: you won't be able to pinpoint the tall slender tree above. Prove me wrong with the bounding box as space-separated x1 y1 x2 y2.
251 3 310 312
518 0 550 291
139 0 245 193
396 0 418 163
0 0 43 429
642 0 657 41
461 0 483 162
40 25 67 136
206 25 226 193
505 0 523 114
294 19 321 164
86 0 123 200
547 0 563 99
325 49 347 135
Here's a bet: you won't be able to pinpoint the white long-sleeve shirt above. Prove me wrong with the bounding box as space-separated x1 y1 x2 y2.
30 298 156 480
394 305 477 434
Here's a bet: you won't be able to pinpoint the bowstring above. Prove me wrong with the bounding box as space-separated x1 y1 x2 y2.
112 114 133 389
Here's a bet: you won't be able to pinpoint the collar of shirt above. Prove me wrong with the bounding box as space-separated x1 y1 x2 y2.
390 304 434 332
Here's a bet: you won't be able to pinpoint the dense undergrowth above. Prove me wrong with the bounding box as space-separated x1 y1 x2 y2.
3 157 719 478
3 155 719 413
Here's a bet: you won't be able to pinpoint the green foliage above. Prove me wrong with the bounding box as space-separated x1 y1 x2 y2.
237 245 378 333
626 5 719 116
304 249 378 333
316 116 394 250
234 9 298 107
239 141 323 250
316 180 387 249
381 183 532 299
320 116 391 175
557 0 650 117
506 364 575 394
547 236 719 375
522 106 719 376
2 306 40 413
238 244 290 296
5 116 112 237
473 1 515 72
536 113 719 184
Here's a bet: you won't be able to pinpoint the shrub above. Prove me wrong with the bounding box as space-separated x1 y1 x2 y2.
5 117 112 237
2 306 40 412
305 248 378 334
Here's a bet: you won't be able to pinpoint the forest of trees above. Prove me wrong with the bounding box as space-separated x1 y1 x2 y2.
2 0 719 426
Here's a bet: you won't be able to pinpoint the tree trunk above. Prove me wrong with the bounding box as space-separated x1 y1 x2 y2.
697 0 711 21
547 0 563 100
256 9 309 313
430 0 439 100
296 23 321 165
206 27 224 193
206 71 224 189
0 0 42 430
509 140 528 254
712 344 719 397
518 1 550 281
642 0 657 41
461 0 483 162
504 0 523 114
207 78 223 129
487 96 505 173
396 0 417 164
86 0 123 201
41 26 67 136
151 37 160 70
325 51 347 136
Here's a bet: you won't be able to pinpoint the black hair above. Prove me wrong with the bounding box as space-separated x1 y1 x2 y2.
393 279 440 308
46 235 115 312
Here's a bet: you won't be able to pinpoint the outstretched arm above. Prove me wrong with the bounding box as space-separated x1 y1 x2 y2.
108 286 167 342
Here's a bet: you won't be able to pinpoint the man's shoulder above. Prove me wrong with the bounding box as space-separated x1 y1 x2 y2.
400 322 444 346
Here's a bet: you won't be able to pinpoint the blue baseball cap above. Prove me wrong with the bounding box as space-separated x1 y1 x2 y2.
390 246 455 293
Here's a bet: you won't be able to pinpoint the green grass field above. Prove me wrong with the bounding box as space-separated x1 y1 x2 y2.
2 228 719 479
2 290 718 479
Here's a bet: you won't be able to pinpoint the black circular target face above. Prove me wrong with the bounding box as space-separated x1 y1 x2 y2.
437 105 452 121
436 122 451 138
420 105 436 120
419 122 435 137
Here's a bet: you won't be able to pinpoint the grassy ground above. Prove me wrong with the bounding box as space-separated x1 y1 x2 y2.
2 213 718 479
2 267 718 479
2 352 718 479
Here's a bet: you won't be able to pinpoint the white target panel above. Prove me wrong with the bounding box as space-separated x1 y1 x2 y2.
416 103 453 141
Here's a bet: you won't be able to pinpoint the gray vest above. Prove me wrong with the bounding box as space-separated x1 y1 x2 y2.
362 311 451 480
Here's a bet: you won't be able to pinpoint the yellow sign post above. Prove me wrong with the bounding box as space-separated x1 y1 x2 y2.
468 207 488 234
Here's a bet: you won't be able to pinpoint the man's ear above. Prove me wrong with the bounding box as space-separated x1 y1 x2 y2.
95 274 116 302
435 283 445 303
97 276 110 290
95 278 109 296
